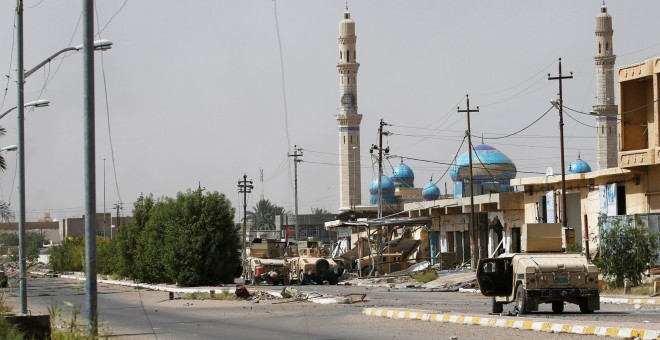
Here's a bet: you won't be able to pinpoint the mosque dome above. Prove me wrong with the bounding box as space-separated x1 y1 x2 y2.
422 181 441 201
449 144 517 183
390 160 414 188
369 174 397 205
567 155 591 174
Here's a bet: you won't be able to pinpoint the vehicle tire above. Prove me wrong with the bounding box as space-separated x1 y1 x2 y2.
253 277 261 286
579 299 594 314
315 259 330 274
315 279 324 285
491 297 504 314
515 285 528 315
551 301 564 313
299 271 309 285
329 276 339 285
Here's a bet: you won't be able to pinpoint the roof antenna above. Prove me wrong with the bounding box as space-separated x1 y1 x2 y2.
345 0 349 10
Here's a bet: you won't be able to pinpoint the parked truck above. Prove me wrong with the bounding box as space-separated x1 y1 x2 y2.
287 239 341 285
243 238 289 285
476 223 600 314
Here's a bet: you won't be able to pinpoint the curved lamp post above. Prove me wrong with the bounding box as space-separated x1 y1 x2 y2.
16 1 113 316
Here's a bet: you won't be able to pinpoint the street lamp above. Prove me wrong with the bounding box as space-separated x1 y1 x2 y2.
0 100 50 121
24 39 113 78
0 145 18 152
16 0 113 316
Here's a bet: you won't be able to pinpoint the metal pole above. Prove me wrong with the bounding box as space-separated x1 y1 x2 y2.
15 0 27 314
288 146 302 241
548 58 573 230
243 174 248 261
103 158 106 238
458 95 479 270
82 0 98 335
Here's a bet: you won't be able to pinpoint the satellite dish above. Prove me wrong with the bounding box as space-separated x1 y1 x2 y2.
546 167 554 176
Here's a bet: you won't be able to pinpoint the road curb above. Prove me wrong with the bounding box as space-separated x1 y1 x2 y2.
362 307 660 339
601 297 659 305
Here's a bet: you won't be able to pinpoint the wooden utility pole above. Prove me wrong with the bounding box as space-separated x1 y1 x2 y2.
548 58 573 230
458 95 479 271
369 118 389 275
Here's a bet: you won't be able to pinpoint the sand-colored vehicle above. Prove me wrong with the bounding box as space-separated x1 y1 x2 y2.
243 239 289 285
476 224 600 314
287 239 340 285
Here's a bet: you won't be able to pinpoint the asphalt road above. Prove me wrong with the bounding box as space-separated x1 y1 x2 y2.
2 277 658 339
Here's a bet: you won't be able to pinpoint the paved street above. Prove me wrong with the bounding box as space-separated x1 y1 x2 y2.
2 275 659 339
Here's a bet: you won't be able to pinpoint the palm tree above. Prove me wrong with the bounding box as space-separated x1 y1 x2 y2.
246 199 287 230
310 207 330 215
0 126 14 222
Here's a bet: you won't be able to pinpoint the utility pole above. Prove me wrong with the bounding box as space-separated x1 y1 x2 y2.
113 202 123 230
548 58 573 230
237 174 253 261
458 95 479 271
103 158 106 238
288 146 303 242
369 119 389 275
15 0 27 315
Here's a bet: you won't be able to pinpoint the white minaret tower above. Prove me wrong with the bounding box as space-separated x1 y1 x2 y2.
593 1 618 169
337 7 362 211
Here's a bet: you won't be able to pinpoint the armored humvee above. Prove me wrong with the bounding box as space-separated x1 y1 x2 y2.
476 223 600 314
287 239 340 285
243 238 289 285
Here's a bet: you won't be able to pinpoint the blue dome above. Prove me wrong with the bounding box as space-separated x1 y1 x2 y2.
450 144 517 183
568 155 591 174
422 181 440 201
369 175 397 205
390 161 414 188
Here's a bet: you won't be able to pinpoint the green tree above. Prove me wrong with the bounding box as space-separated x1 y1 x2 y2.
112 190 240 286
595 214 660 287
0 231 45 262
246 199 286 230
0 201 14 223
0 126 15 223
311 207 330 215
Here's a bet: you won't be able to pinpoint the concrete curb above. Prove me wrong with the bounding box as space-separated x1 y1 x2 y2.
601 297 659 305
362 307 660 339
58 274 225 294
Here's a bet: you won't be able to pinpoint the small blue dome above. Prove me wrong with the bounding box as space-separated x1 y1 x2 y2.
422 181 440 201
450 144 517 183
568 155 591 174
369 175 397 205
390 161 414 188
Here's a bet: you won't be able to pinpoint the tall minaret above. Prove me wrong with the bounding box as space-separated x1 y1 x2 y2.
337 7 362 211
593 1 618 169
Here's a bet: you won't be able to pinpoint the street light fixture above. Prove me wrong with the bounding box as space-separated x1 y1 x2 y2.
25 39 113 78
0 145 18 152
0 100 50 121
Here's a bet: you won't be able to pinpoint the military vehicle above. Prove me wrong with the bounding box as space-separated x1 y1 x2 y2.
476 223 600 314
287 239 341 285
243 239 289 285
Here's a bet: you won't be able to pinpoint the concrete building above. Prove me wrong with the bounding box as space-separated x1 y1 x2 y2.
593 2 618 170
336 7 363 211
275 213 337 244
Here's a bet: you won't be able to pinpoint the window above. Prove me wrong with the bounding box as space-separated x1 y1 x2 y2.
340 51 342 59
606 42 609 51
354 51 356 60
598 43 601 54
347 50 350 62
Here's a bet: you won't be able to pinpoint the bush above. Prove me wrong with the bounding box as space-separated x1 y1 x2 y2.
413 269 438 283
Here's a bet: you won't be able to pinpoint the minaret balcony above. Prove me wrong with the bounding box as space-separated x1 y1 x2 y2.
336 114 362 126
